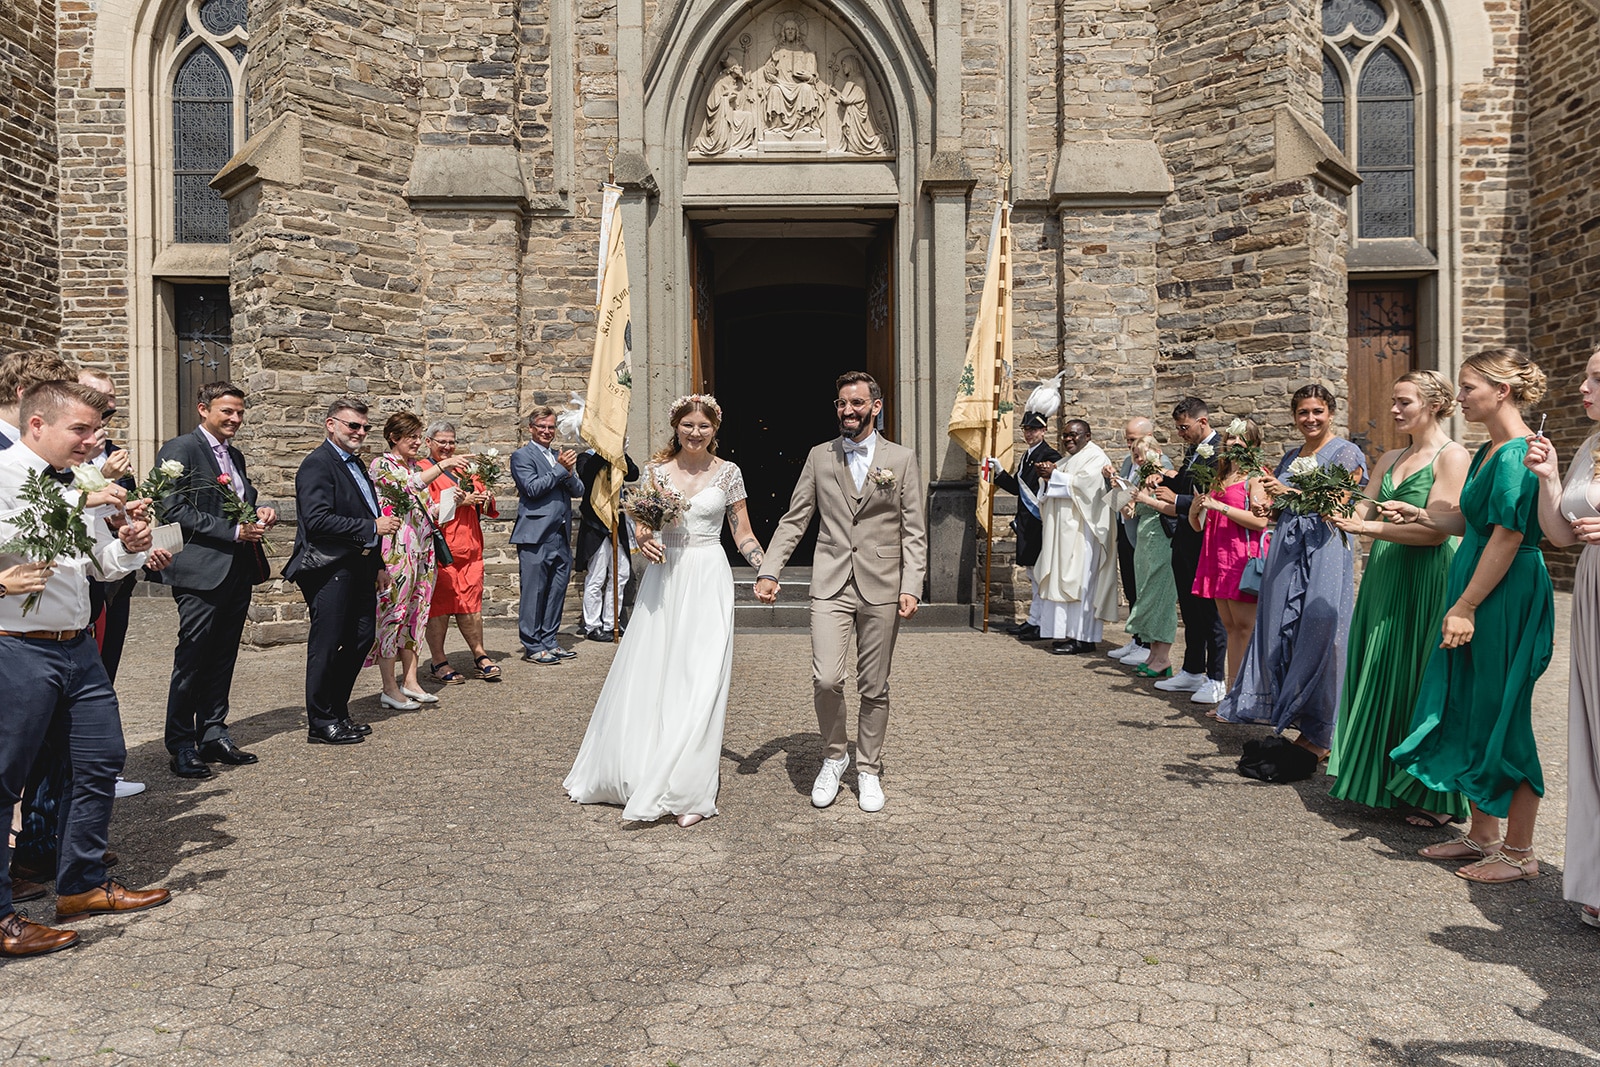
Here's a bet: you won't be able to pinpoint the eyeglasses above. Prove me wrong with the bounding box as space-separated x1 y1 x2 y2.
834 398 874 410
334 418 370 433
432 438 457 447
101 408 117 421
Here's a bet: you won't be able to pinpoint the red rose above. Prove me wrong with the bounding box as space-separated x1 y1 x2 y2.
217 474 231 486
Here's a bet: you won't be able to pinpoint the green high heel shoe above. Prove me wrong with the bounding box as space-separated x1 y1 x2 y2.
1134 664 1173 679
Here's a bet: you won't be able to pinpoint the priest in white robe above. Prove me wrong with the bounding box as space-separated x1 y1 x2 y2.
1035 419 1121 653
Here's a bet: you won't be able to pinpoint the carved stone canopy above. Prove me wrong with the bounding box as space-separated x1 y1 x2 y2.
689 6 895 160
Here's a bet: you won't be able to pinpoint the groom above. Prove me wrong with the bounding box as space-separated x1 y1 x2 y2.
755 371 928 813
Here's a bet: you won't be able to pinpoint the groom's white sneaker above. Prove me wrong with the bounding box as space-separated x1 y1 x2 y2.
811 756 849 808
857 773 885 813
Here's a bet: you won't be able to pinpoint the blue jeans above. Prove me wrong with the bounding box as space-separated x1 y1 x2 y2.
0 633 126 917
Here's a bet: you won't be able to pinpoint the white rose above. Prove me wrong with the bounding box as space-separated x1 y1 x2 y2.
1287 456 1319 478
486 448 499 458
159 459 185 477
1226 418 1248 437
1194 443 1214 459
71 464 111 491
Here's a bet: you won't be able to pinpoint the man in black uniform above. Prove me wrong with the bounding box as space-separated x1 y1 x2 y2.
992 411 1062 641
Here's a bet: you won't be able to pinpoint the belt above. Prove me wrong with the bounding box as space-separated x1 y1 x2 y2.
0 629 82 642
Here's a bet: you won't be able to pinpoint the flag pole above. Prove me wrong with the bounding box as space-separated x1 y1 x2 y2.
610 522 621 642
982 169 1012 634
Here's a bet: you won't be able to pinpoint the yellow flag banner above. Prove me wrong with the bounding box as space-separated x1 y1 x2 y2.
581 187 632 533
946 201 1014 533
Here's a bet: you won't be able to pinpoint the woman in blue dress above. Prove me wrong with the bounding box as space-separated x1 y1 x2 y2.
1216 384 1367 758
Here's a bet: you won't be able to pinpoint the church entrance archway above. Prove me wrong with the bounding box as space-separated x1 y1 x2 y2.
689 219 895 565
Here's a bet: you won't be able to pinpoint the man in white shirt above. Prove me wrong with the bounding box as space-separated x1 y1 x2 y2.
0 381 172 958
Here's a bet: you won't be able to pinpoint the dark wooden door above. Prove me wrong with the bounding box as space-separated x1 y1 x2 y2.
864 224 896 440
1346 280 1418 468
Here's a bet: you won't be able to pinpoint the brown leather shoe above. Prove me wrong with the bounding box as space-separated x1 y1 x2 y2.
0 912 80 956
55 880 171 921
11 877 47 902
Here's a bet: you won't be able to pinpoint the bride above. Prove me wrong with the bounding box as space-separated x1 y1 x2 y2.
563 394 766 827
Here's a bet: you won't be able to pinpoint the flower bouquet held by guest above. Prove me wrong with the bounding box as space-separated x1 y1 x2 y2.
1325 372 1470 825
1525 344 1600 923
1122 433 1178 677
1385 349 1553 884
564 394 765 828
420 422 501 684
1188 417 1270 693
1216 385 1366 758
366 412 473 710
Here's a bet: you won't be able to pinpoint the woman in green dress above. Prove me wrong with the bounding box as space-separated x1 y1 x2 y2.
1382 349 1555 884
1326 371 1469 823
1123 434 1178 676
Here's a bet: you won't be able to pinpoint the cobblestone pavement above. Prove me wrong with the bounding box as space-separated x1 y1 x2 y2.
4 594 1597 1066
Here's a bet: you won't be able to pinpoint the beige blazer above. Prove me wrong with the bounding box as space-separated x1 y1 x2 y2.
763 436 928 605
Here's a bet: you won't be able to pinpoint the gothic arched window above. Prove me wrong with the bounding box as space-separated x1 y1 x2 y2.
167 0 248 244
1320 0 1422 241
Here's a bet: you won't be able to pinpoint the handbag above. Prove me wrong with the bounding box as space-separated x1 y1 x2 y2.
1237 528 1270 596
431 528 454 568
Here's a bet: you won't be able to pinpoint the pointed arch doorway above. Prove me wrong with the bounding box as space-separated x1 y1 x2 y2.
688 215 896 566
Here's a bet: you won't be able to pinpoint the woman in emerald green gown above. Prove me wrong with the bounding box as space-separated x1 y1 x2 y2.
1382 349 1554 885
1326 371 1469 823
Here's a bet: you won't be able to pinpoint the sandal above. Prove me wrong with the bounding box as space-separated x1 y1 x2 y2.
1404 809 1464 829
1418 836 1500 862
1581 906 1600 929
474 655 502 682
1456 845 1539 884
1134 664 1173 679
428 661 466 685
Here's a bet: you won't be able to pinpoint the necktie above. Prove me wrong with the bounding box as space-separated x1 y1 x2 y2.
214 443 241 496
45 467 73 486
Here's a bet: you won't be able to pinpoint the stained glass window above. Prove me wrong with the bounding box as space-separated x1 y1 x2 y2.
173 47 234 243
1322 0 1386 36
198 0 248 36
1322 54 1346 155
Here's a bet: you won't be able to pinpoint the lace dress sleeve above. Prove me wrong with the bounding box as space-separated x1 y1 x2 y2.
717 461 748 505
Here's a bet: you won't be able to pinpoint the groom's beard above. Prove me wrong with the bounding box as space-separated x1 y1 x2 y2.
838 413 869 440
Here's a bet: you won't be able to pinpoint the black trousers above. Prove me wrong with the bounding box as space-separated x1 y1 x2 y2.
1172 543 1226 680
1117 521 1138 612
299 552 381 731
165 549 255 754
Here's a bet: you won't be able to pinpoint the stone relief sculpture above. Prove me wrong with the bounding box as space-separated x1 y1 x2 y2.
690 9 893 158
693 51 758 154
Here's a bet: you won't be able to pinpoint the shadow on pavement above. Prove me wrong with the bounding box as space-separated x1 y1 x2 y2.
725 732 824 795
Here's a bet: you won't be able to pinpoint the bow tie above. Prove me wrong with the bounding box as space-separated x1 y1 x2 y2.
44 467 74 486
841 438 870 456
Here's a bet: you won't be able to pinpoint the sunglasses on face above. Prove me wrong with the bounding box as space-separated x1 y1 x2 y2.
334 419 371 433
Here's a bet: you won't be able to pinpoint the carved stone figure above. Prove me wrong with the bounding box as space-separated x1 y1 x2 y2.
761 17 823 140
833 55 884 154
693 51 757 155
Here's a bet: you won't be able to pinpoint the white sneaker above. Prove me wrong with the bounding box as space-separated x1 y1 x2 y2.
1190 679 1227 704
811 756 849 808
1122 646 1151 666
857 772 885 813
1108 640 1140 660
113 777 146 799
1153 670 1207 693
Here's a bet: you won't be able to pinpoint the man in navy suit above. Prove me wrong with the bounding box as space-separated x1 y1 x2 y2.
283 398 401 744
155 382 277 777
511 405 583 665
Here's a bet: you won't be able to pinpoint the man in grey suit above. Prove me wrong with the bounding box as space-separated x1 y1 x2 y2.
155 382 277 778
511 405 584 665
755 371 928 813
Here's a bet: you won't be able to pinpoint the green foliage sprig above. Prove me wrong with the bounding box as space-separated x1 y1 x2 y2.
1 469 96 614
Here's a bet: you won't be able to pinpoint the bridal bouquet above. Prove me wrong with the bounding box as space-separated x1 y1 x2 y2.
1281 456 1365 543
623 482 688 531
1 469 96 614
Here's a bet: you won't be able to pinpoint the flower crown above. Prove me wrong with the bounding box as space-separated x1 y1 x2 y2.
670 393 722 420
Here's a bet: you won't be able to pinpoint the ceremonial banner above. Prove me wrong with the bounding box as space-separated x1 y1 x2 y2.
946 201 1014 533
581 188 632 532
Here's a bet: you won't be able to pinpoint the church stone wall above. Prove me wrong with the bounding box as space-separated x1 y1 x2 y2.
1529 0 1600 585
0 0 60 350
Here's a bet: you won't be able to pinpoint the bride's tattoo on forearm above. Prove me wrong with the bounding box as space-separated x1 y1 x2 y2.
738 537 764 568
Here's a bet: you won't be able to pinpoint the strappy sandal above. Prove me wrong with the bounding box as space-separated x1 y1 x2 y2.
474 655 502 682
1418 835 1500 861
1456 845 1539 884
429 661 466 685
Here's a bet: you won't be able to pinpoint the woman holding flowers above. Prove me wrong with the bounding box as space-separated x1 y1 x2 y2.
366 411 474 710
1325 372 1470 825
421 420 502 684
1525 344 1600 923
1188 417 1270 692
1384 349 1553 884
1216 385 1366 758
565 394 766 828
1122 434 1179 677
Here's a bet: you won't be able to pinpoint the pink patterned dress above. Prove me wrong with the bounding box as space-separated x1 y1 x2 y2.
365 452 440 662
1191 478 1259 604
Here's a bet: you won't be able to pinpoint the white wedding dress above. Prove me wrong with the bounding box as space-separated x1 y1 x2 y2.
563 461 745 821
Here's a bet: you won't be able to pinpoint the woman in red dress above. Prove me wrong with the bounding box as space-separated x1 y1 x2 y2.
421 420 503 682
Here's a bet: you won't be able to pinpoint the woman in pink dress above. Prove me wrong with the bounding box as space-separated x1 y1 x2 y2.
1188 418 1270 692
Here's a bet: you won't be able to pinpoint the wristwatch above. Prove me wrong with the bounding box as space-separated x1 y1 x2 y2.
0 583 8 598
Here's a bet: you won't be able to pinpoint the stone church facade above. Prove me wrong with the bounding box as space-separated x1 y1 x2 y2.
4 0 1600 634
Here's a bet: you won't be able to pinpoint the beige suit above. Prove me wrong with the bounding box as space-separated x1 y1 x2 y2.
763 435 928 776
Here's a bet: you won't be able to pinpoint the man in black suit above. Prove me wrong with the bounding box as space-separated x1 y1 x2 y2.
1152 396 1227 702
155 382 277 778
283 398 400 745
992 410 1063 641
574 447 639 641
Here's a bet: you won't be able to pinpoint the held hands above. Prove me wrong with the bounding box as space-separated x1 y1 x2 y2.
754 576 779 603
1440 600 1476 649
1523 434 1559 480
